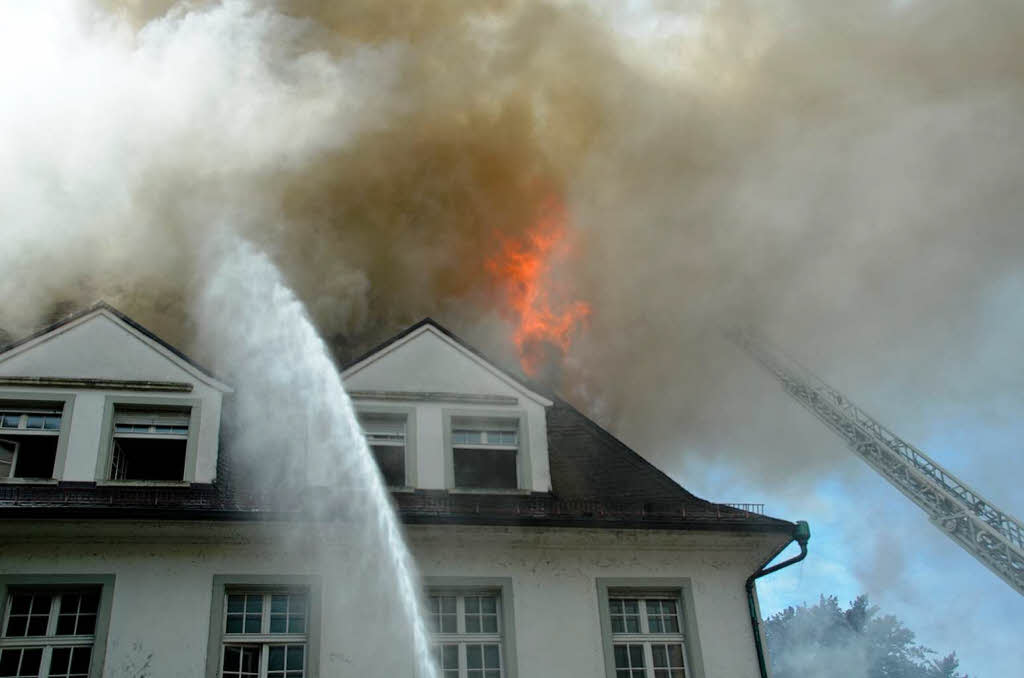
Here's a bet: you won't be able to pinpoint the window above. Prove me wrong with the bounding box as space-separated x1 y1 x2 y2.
603 592 690 678
358 413 408 487
449 417 519 490
427 591 506 678
0 577 114 678
108 407 190 481
206 577 320 678
218 591 308 678
0 406 62 479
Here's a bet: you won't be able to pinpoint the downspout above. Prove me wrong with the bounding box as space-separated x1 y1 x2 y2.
746 520 810 678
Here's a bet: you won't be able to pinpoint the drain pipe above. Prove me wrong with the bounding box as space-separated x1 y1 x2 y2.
746 520 810 678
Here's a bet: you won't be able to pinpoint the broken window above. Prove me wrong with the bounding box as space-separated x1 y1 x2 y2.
0 406 62 479
451 417 519 490
358 413 407 487
109 408 190 481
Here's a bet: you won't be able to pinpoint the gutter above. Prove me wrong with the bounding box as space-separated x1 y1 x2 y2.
746 520 810 678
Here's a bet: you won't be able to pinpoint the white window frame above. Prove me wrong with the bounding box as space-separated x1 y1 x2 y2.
0 395 74 483
607 596 686 678
110 409 191 481
356 407 415 488
96 396 201 484
443 410 531 493
0 576 115 678
424 578 516 678
206 576 321 678
218 591 309 678
597 580 705 678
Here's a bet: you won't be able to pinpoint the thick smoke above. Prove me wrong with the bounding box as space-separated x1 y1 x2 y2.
2 2 1022 506
4 2 1023 671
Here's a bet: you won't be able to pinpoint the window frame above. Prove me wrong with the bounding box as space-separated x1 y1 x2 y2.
355 405 417 489
206 576 322 678
423 577 516 678
596 579 705 678
0 393 75 483
442 409 531 493
0 574 115 678
95 395 201 484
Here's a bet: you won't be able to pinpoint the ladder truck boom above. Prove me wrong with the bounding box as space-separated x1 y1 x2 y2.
731 331 1024 597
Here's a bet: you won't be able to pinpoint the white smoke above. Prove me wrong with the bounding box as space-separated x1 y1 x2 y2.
0 0 398 335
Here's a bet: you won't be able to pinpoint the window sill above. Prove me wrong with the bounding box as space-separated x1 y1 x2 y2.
95 480 192 488
447 488 532 495
0 478 59 485
387 486 417 493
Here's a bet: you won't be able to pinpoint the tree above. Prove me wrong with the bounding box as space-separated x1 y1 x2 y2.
764 594 966 678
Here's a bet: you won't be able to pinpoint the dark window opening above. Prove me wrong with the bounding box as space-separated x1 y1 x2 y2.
0 435 58 479
370 444 406 487
0 405 62 480
359 413 407 487
109 407 191 481
453 448 517 489
110 438 186 481
451 417 519 490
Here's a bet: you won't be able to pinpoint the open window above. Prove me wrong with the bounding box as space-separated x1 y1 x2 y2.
450 417 519 490
357 412 408 488
0 405 63 480
108 407 190 481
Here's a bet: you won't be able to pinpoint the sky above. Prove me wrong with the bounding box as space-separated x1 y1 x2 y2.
1 1 1022 675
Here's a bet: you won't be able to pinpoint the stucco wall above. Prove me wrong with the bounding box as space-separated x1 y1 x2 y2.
344 327 552 492
0 522 781 678
0 312 225 483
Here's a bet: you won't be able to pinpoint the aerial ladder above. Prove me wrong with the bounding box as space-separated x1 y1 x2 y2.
731 331 1024 597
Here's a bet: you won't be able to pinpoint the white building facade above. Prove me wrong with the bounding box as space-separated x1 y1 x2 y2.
0 305 803 678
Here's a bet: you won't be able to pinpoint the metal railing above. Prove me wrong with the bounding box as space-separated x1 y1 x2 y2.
724 503 766 515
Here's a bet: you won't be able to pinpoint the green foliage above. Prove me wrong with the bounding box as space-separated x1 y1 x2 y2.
764 594 966 678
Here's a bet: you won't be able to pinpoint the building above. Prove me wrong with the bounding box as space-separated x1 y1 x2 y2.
0 303 806 677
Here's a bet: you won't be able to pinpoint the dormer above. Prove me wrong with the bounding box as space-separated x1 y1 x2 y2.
0 303 230 485
342 320 553 493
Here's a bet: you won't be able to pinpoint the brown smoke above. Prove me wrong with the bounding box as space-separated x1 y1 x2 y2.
3 0 1024 497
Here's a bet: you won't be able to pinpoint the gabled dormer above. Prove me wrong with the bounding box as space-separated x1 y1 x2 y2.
0 303 230 485
342 319 553 493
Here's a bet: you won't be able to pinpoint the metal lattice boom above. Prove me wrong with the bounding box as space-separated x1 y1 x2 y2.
732 331 1024 597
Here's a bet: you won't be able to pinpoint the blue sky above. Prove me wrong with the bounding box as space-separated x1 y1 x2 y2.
685 356 1024 676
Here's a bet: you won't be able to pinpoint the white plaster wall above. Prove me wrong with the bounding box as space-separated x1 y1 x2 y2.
0 315 191 383
354 398 551 492
0 523 783 678
345 330 523 398
0 313 225 483
345 328 552 492
0 383 222 483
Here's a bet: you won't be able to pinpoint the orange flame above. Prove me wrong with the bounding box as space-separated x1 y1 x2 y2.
488 200 590 376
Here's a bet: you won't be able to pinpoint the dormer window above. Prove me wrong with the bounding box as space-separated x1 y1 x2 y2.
450 417 519 490
0 405 63 479
108 407 190 481
358 412 409 487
